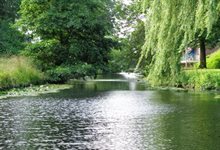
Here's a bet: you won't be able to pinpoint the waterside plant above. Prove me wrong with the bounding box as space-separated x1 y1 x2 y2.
0 56 44 89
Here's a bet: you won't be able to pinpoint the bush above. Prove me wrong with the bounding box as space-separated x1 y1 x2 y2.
46 63 96 83
207 49 220 69
177 69 220 90
0 56 44 89
22 39 61 70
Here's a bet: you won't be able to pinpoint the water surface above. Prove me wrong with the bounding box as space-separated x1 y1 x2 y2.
0 74 220 150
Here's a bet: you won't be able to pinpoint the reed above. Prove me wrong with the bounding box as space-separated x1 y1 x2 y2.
0 56 44 89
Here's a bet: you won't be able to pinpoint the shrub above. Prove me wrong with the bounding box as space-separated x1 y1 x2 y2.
22 39 61 70
207 49 220 69
177 69 220 90
46 63 96 83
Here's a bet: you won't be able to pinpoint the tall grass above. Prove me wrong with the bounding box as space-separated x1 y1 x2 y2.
0 56 44 89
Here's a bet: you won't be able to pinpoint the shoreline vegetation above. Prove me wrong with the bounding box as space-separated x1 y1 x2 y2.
176 50 220 91
0 56 73 99
1 56 220 97
177 69 220 91
1 52 220 99
145 69 220 92
0 56 44 90
0 84 73 99
144 49 220 91
0 68 220 99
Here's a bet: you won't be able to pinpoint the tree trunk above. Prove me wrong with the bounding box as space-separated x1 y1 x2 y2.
199 37 206 68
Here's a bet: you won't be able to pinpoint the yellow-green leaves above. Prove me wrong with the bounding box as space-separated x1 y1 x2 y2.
140 0 220 85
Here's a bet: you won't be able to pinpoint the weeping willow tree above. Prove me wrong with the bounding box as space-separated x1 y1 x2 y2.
138 0 220 85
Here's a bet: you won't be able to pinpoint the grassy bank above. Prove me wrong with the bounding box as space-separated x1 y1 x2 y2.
177 69 220 90
0 56 44 89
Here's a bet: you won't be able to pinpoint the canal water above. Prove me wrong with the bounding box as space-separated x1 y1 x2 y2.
0 74 220 150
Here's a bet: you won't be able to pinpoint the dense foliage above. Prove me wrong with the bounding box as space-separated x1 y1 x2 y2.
177 69 220 90
0 0 24 55
0 0 20 20
18 0 115 82
109 0 145 72
139 0 220 85
108 20 145 72
0 20 24 54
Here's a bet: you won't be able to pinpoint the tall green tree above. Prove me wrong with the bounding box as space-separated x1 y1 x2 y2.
108 0 145 72
0 0 20 21
18 0 115 81
0 20 24 54
138 0 220 85
114 0 144 37
0 0 23 54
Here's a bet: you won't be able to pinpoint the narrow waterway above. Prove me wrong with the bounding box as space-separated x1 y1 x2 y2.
0 74 220 150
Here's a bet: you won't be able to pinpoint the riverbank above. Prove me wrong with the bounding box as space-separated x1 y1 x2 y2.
176 69 220 91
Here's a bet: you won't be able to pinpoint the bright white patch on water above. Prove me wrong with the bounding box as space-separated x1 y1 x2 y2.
87 79 128 82
122 0 132 5
118 72 140 79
